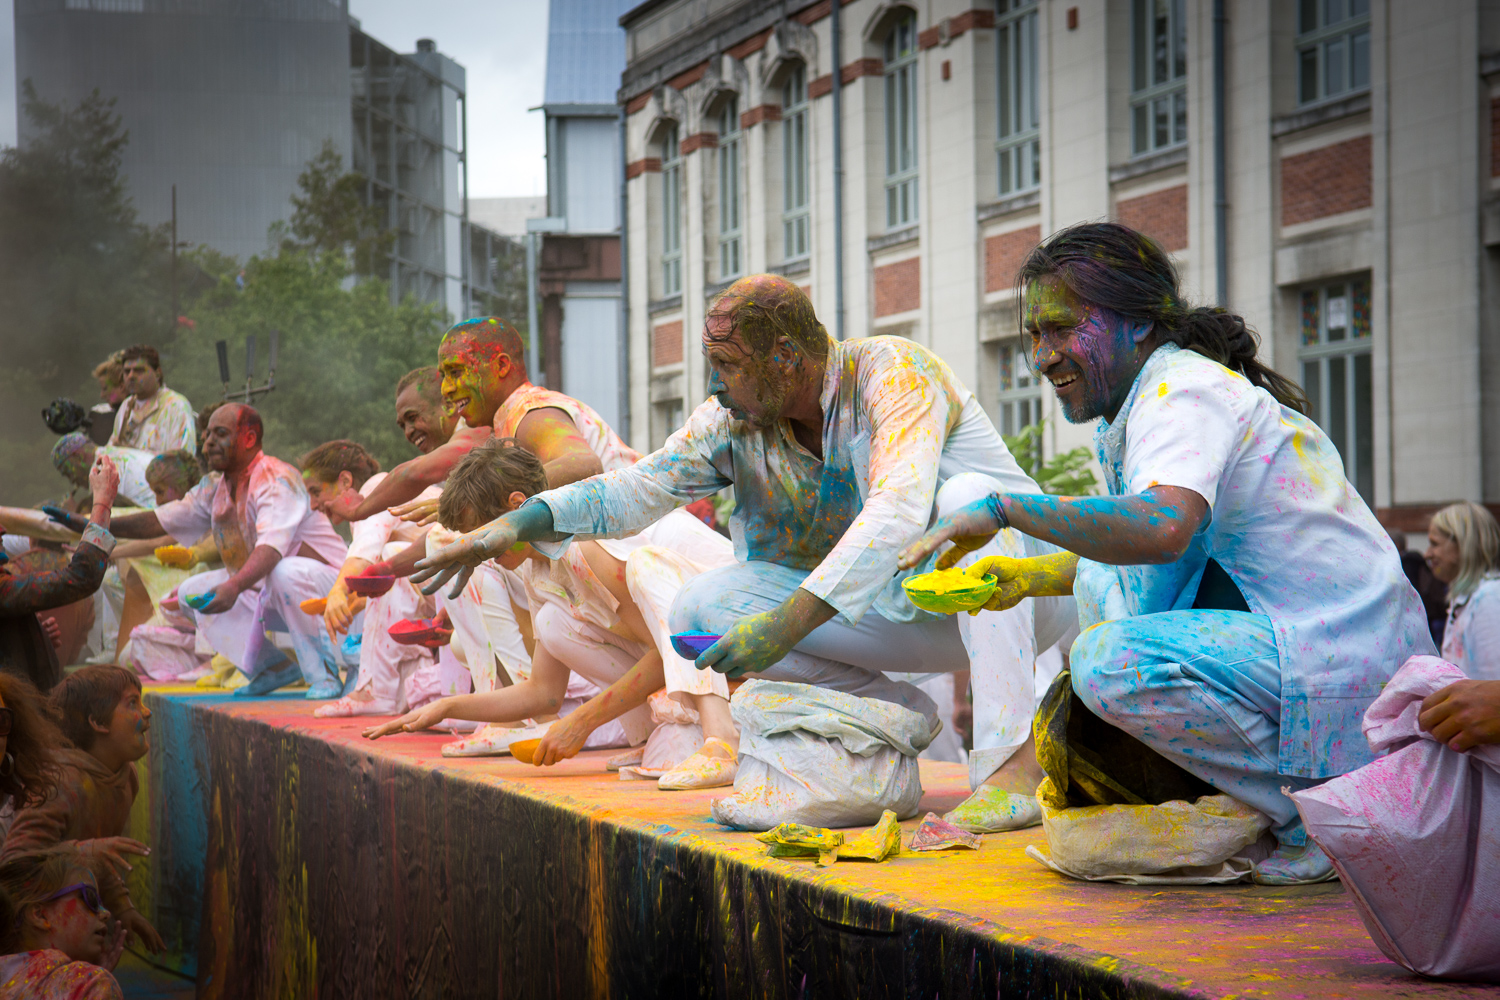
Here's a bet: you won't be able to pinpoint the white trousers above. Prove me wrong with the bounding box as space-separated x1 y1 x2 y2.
354 542 469 710
432 559 532 693
625 545 732 705
531 602 655 745
671 474 1078 788
180 556 349 683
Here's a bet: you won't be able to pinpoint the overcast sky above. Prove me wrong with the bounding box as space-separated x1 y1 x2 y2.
0 0 549 199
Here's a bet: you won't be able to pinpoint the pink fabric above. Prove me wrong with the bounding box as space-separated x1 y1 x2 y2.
1291 655 1500 981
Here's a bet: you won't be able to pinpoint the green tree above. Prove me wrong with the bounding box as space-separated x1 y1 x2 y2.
166 246 446 474
0 83 172 505
1003 421 1099 496
276 141 393 278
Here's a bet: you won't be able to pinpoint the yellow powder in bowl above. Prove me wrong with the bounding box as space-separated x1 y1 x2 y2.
903 568 997 614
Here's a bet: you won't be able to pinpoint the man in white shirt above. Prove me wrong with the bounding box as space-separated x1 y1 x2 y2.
109 345 197 456
413 276 1073 824
62 404 349 697
902 222 1433 883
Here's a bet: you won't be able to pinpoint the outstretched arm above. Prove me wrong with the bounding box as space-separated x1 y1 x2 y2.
326 428 491 522
362 644 571 740
899 486 1208 570
514 408 604 488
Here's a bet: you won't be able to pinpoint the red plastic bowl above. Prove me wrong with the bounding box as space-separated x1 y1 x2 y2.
389 617 446 646
346 573 396 597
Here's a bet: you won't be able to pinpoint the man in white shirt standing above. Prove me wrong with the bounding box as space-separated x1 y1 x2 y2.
58 404 349 697
109 345 198 456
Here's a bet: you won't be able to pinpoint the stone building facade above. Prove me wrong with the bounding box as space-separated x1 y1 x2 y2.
618 0 1500 525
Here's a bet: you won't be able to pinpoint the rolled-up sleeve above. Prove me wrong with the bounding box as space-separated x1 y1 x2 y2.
798 350 953 622
535 400 734 541
153 479 213 545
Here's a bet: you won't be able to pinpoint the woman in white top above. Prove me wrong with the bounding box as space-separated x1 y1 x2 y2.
1426 501 1500 680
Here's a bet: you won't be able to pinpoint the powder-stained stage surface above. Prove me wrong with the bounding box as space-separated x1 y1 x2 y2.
130 688 1496 999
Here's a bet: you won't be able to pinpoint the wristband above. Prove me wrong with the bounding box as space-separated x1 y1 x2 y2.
80 522 117 556
984 494 1010 532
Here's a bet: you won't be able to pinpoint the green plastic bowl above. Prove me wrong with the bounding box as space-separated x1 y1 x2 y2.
902 572 998 614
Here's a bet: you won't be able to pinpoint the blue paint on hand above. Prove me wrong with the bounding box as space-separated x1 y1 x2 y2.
341 633 363 658
40 504 74 526
670 631 721 659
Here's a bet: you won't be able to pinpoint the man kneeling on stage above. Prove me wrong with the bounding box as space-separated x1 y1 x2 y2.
413 275 1075 831
51 404 350 697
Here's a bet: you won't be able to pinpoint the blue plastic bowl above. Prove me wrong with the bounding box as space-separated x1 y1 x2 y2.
670 631 722 659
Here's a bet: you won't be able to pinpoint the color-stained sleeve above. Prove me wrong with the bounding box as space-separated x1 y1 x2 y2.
0 539 111 615
162 390 199 454
533 399 734 541
106 400 131 448
153 477 214 545
347 474 397 563
1459 584 1500 682
250 470 313 557
1120 366 1240 510
799 344 956 623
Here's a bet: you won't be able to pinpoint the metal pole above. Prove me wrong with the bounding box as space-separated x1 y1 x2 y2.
170 184 178 332
831 0 846 339
1212 0 1228 306
618 106 631 443
525 231 540 382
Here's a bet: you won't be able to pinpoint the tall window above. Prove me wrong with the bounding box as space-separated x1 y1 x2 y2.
782 66 810 262
1299 276 1373 503
884 12 919 229
1130 0 1187 156
717 98 743 281
1296 0 1370 105
660 125 682 296
996 340 1043 435
996 0 1040 196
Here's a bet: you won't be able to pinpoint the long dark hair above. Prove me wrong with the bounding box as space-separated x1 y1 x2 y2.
0 672 65 809
1016 222 1308 413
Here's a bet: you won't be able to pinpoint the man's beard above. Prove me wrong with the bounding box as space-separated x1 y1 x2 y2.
742 364 791 428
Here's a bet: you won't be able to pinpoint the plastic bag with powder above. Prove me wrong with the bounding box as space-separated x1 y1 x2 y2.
1290 656 1500 981
711 680 935 831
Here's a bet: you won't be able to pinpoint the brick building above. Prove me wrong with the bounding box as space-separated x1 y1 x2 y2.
616 0 1500 525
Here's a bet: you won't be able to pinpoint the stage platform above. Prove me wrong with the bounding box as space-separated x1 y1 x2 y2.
126 686 1498 999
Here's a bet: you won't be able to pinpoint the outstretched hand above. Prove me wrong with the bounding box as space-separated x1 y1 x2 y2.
696 590 836 679
533 713 590 766
362 700 451 740
390 495 442 526
78 836 150 881
898 497 1006 570
323 487 367 524
412 520 519 598
120 907 166 954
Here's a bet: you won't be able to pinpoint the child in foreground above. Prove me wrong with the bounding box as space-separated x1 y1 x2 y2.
0 844 126 999
1 666 163 953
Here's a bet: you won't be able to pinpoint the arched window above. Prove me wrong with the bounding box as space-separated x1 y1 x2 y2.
884 11 919 229
660 124 682 296
781 64 810 261
717 97 743 280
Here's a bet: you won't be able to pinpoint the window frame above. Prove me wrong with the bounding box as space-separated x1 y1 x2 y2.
716 97 743 281
996 0 1041 197
781 65 811 263
884 11 920 230
1129 0 1188 158
659 124 682 297
1294 0 1371 107
995 339 1044 437
1297 276 1374 503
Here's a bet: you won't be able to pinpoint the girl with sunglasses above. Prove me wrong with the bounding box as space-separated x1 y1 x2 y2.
0 844 125 998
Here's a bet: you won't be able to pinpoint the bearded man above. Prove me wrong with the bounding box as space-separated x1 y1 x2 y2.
412 275 1075 828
